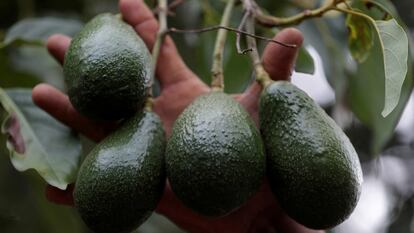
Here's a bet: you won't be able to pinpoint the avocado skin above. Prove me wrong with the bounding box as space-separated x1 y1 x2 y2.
166 92 265 216
64 13 151 121
259 81 363 229
74 111 165 233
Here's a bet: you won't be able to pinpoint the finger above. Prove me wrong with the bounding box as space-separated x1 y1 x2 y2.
240 28 303 111
45 184 74 206
234 92 259 125
32 84 116 142
46 34 71 65
153 78 209 137
276 215 325 233
156 183 213 232
263 28 303 81
119 0 197 88
246 182 324 233
119 0 159 50
157 182 253 232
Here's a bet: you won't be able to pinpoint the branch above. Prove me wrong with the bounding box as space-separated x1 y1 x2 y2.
168 26 297 48
210 0 236 91
333 6 375 23
245 14 272 88
147 0 168 110
251 0 344 27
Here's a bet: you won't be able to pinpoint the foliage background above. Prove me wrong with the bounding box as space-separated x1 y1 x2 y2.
0 0 414 232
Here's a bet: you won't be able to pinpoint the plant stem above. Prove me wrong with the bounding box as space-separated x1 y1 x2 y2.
333 6 376 24
147 0 168 110
245 14 272 88
251 0 344 27
211 0 236 91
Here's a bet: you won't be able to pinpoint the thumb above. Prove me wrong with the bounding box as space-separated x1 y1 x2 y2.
238 28 303 119
262 28 303 81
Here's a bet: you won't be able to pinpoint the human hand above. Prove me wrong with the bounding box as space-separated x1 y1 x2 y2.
32 0 324 232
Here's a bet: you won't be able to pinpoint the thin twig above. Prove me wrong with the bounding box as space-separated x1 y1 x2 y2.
168 26 297 48
147 0 168 110
210 0 236 91
236 11 253 54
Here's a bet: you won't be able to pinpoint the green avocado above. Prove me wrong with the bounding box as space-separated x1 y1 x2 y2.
259 81 363 229
63 13 151 121
166 91 265 216
74 111 165 233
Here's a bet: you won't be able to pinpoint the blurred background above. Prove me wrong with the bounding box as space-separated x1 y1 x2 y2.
0 0 414 232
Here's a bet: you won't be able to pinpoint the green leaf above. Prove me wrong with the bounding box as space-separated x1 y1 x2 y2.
7 47 66 90
0 39 43 50
296 46 315 75
346 0 414 154
374 19 409 117
0 88 81 190
348 1 409 117
347 30 413 155
0 51 40 88
3 17 82 47
0 17 82 90
346 14 374 62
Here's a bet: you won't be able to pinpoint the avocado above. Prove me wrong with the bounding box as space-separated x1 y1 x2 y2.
166 91 265 216
259 81 363 229
63 13 151 121
74 111 165 233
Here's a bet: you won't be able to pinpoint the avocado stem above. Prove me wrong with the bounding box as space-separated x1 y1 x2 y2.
244 12 273 88
144 97 154 112
210 0 237 92
150 0 168 97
